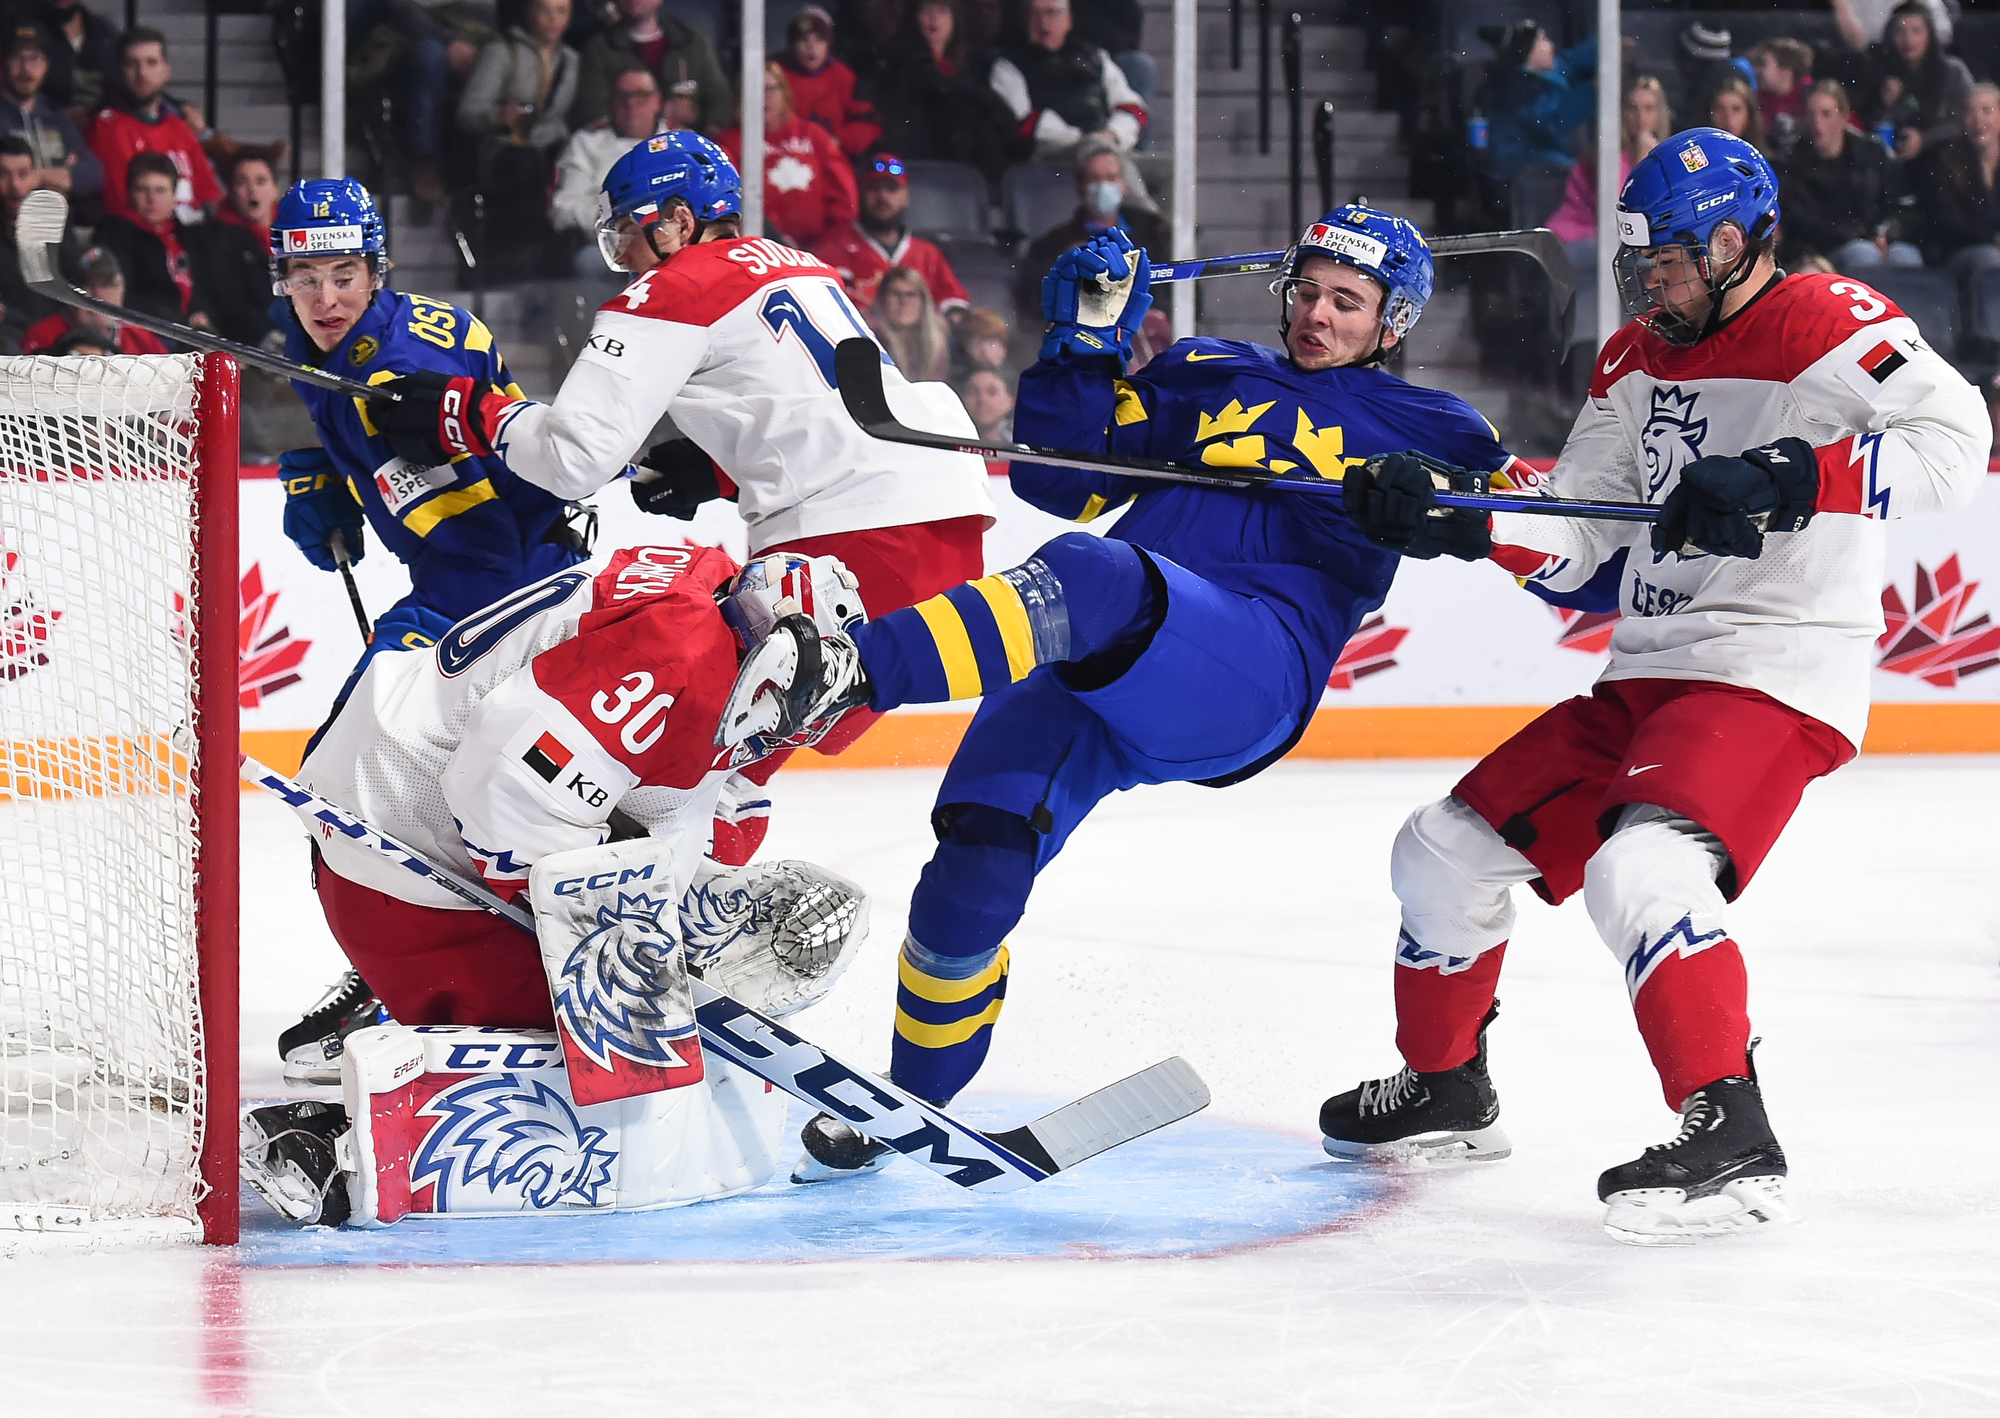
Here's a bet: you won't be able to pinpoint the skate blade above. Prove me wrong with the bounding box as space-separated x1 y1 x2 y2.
281 1054 342 1088
1602 1175 1798 1247
788 1147 894 1185
1321 1123 1512 1167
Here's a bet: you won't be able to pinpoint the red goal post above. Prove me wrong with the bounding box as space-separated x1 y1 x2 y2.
0 352 238 1252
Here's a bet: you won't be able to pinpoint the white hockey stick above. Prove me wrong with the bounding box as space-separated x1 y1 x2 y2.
240 755 1210 1191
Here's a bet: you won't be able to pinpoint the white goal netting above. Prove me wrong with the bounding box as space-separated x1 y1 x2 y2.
0 355 225 1248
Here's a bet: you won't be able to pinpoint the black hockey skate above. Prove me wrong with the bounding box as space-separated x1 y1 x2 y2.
719 614 872 749
1319 1002 1510 1164
790 1110 897 1184
240 1101 353 1227
278 969 389 1087
1597 1068 1797 1246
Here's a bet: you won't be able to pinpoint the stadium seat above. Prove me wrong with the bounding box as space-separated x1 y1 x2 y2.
1510 161 1571 231
905 161 991 241
1001 164 1076 254
1866 268 1960 363
931 239 1018 316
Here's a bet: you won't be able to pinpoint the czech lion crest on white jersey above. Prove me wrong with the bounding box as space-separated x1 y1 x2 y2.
1641 386 1708 499
410 1073 617 1211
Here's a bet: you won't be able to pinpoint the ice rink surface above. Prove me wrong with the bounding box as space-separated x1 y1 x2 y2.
3 754 1999 1416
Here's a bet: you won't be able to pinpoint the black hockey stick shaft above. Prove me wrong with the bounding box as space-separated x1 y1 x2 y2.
12 190 399 401
328 530 373 643
834 341 1658 523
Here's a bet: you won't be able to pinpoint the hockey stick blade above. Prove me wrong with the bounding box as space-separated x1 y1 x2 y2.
240 755 1201 1192
14 190 396 401
834 339 1658 523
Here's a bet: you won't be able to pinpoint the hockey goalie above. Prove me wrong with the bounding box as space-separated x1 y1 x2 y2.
241 544 874 1228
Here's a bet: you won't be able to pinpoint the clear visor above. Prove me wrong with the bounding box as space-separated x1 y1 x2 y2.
595 204 657 273
1612 241 1714 346
272 258 375 297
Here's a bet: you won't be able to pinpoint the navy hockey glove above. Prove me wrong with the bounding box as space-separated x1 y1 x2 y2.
367 370 516 466
631 439 724 519
335 603 458 706
1040 229 1153 361
279 447 365 573
1651 436 1818 560
1341 453 1494 561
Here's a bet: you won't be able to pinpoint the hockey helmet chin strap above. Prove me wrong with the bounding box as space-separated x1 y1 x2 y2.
1652 216 1777 346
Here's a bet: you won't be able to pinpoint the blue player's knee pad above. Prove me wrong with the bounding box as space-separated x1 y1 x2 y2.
907 803 1040 960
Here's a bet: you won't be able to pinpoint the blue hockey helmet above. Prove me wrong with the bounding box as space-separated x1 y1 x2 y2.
1274 203 1435 352
596 131 742 270
1612 127 1780 345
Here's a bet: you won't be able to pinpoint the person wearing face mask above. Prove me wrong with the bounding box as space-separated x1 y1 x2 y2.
1019 136 1165 323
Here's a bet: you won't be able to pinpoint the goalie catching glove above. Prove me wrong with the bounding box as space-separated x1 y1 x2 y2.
1040 228 1153 361
1340 452 1494 561
367 368 519 465
1652 437 1818 560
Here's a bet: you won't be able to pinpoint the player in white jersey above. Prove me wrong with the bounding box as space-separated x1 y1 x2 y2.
366 131 995 866
240 546 874 1227
1321 128 1989 1244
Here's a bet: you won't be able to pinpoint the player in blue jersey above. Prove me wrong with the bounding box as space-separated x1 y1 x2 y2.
717 204 1520 1181
269 177 591 1087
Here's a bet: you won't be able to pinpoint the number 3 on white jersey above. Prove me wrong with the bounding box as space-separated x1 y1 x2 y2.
1827 281 1889 321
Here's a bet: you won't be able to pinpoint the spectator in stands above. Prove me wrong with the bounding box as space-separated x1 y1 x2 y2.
812 152 968 314
1546 75 1668 271
92 151 202 327
958 364 1013 442
951 304 1009 380
86 27 220 224
1672 21 1738 134
1708 74 1770 156
571 0 729 134
0 23 102 215
1474 20 1597 185
344 0 482 204
459 0 580 152
552 59 663 274
1864 0 1971 164
0 132 73 349
781 7 879 158
1912 83 2000 306
1749 38 1816 158
868 265 952 381
19 245 169 354
989 0 1147 163
30 0 117 114
1832 0 1955 60
1018 135 1165 319
870 0 1015 179
1072 0 1153 106
719 62 857 248
1779 79 1921 273
189 145 280 346
46 328 109 355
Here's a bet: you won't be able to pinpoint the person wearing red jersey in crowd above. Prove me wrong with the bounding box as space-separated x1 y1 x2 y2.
19 244 170 354
367 133 991 866
779 6 880 158
1322 129 1989 1245
189 144 281 345
90 150 203 327
812 153 968 315
718 62 857 248
85 26 221 224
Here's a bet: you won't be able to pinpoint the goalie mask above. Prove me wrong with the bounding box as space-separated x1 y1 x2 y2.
719 553 867 660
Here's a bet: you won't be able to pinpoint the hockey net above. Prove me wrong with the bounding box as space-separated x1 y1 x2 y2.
0 353 238 1252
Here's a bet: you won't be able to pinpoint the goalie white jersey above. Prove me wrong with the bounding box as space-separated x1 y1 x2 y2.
1493 272 1990 747
296 545 745 910
492 237 995 551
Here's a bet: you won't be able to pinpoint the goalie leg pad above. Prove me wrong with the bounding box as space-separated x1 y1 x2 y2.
339 1023 788 1225
530 839 705 1107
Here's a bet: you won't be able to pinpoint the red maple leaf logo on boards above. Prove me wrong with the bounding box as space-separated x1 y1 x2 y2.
236 562 312 708
0 544 61 681
1327 615 1407 689
1877 554 2000 687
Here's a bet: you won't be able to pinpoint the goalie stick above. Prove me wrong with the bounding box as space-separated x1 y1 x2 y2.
835 340 1660 524
239 755 1210 1193
14 190 401 402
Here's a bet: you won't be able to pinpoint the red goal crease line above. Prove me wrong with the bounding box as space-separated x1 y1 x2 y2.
0 735 190 800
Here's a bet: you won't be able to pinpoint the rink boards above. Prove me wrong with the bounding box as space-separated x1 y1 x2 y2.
233 466 2000 773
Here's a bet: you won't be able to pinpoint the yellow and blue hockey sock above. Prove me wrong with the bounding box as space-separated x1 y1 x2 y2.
853 533 1160 707
890 933 1011 1105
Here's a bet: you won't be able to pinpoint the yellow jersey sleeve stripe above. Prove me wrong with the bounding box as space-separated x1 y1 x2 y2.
969 576 1036 682
895 999 1006 1048
464 317 495 354
897 944 1010 1004
404 478 499 536
912 594 982 700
